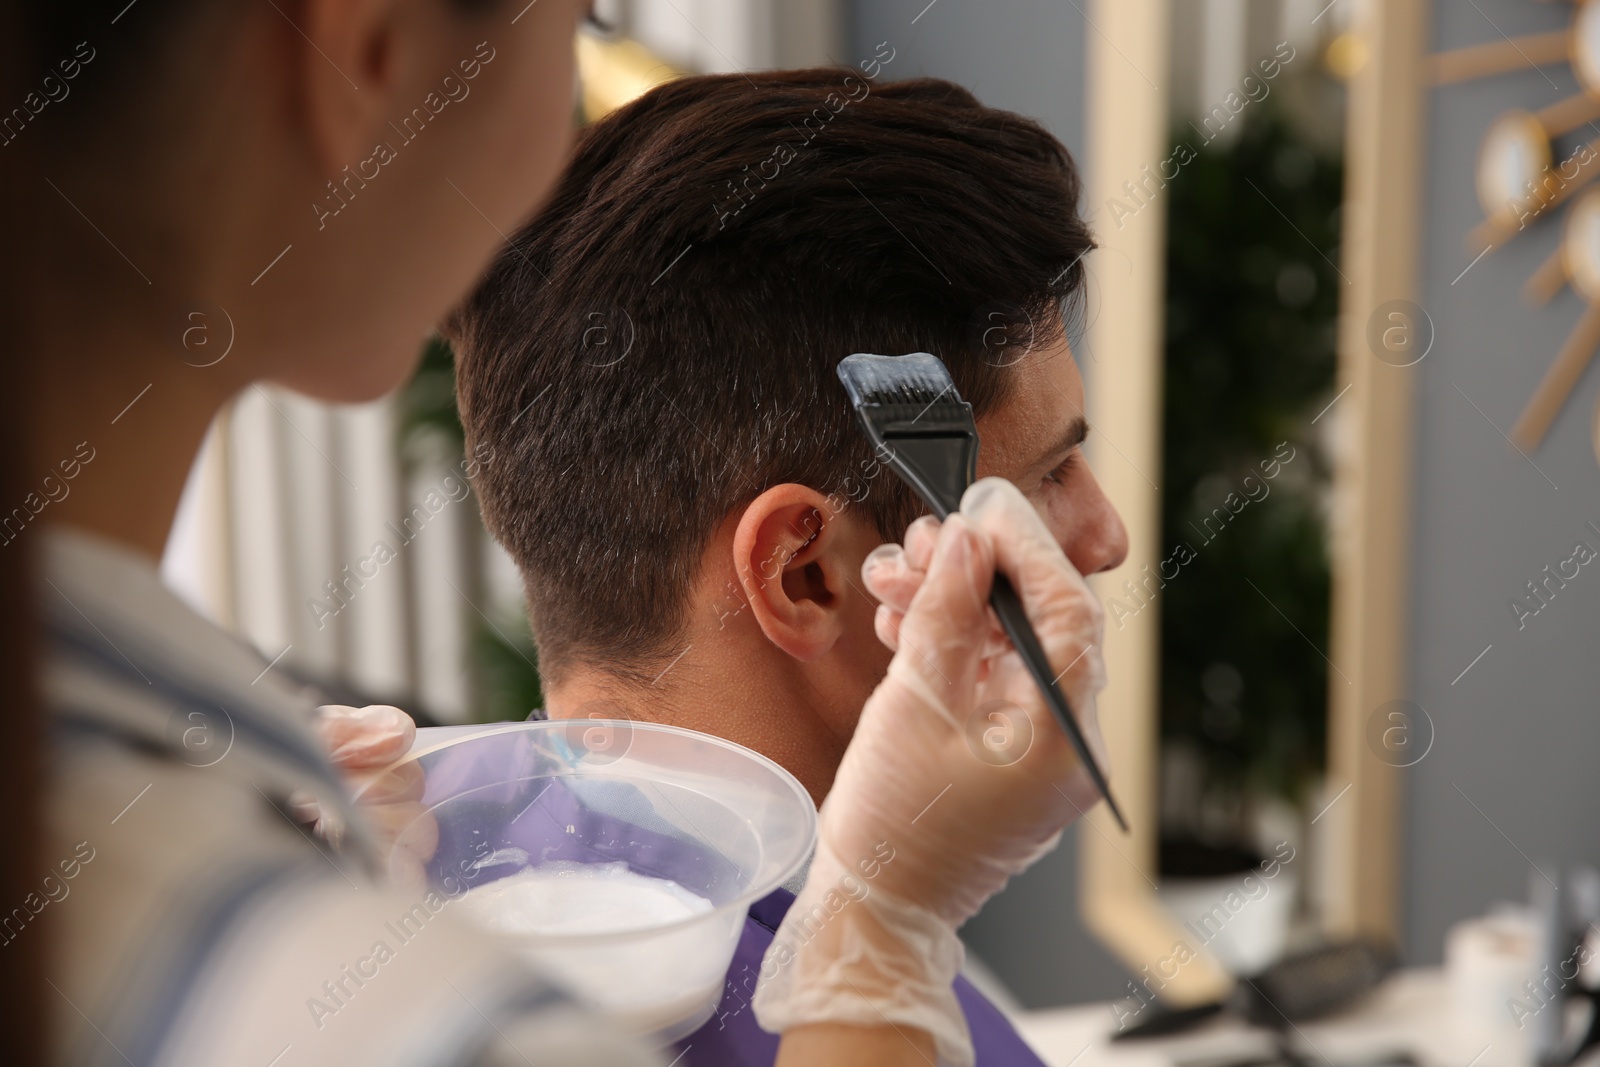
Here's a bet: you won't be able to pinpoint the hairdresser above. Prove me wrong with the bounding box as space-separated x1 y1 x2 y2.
4 4 1109 1067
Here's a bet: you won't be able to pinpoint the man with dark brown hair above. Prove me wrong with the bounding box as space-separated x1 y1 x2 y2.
449 67 1130 1065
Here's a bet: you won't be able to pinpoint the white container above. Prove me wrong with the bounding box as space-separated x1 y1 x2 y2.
367 720 817 1043
1160 869 1298 975
1445 908 1537 1048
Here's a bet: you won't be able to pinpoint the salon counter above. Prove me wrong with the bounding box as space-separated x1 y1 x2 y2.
1012 970 1536 1067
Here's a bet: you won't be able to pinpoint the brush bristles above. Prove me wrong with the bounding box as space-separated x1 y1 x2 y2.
836 352 960 407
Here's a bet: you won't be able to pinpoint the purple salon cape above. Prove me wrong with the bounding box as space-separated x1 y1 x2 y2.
416 730 1046 1066
672 889 1048 1066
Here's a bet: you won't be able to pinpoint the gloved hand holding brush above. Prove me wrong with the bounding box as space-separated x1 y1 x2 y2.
755 478 1109 1067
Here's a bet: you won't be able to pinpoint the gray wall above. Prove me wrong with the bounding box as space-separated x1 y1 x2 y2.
850 0 1086 161
848 0 1127 1008
1404 0 1600 963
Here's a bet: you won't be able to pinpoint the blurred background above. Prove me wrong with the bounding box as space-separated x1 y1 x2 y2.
160 0 1600 1046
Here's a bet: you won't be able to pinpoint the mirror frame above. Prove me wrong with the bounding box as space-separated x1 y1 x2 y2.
1079 0 1426 998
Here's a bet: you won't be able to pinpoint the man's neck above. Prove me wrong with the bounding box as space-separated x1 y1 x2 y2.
543 623 851 807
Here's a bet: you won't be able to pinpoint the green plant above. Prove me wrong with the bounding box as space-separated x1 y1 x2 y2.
1158 103 1340 827
471 611 544 723
399 336 465 451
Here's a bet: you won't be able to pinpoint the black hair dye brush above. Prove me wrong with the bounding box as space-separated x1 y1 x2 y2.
837 351 1129 833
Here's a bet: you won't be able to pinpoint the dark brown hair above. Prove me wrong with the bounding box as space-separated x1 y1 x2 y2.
449 68 1094 684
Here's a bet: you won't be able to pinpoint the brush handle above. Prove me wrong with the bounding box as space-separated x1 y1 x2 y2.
989 574 1129 832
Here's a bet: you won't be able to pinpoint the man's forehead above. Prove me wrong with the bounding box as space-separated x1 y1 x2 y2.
1007 337 1083 405
975 337 1086 473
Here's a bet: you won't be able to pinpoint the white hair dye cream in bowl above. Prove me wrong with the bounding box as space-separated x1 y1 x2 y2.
356 720 817 1044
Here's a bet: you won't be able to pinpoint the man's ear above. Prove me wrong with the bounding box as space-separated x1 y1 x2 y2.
732 485 852 662
300 0 404 173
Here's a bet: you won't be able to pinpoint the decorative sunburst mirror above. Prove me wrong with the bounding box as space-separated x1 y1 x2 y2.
1434 1 1600 454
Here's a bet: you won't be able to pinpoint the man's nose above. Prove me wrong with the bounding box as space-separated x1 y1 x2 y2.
1070 498 1129 576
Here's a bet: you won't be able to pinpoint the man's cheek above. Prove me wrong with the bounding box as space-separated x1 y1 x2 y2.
1037 491 1081 557
1011 478 1065 542
1014 477 1051 514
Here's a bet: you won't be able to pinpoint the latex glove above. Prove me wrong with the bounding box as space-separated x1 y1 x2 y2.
292 704 439 892
753 478 1107 1067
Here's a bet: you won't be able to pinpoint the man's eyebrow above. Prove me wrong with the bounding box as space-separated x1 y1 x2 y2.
1037 416 1090 465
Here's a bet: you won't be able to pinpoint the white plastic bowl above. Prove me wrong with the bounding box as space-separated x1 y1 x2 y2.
378 720 816 1043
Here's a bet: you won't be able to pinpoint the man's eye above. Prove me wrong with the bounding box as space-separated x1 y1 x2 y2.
1043 454 1078 487
584 2 616 32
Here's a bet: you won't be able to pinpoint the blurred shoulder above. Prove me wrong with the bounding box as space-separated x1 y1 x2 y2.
34 526 657 1067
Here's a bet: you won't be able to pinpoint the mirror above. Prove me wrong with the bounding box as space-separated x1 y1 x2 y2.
1079 0 1424 1005
1478 110 1551 224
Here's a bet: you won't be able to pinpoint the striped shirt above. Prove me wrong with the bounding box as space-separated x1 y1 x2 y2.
37 527 657 1067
